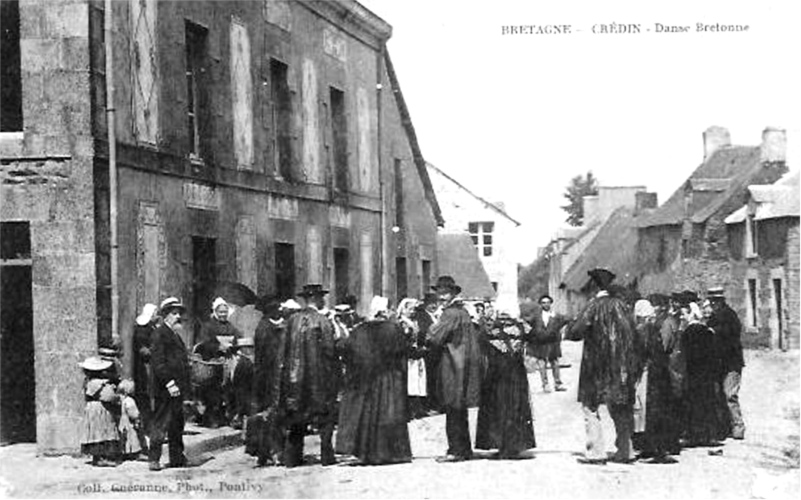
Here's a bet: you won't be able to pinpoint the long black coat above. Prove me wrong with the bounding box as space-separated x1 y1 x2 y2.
707 304 744 372
252 318 288 414
132 323 155 398
523 308 568 360
150 323 191 399
567 294 639 408
428 300 483 411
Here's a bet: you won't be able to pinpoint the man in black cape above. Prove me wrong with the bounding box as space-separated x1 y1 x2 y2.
566 268 640 464
428 276 483 462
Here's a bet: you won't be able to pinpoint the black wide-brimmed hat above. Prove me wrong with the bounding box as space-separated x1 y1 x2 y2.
421 292 439 305
432 275 462 294
256 295 282 316
681 290 700 304
298 284 329 297
647 293 671 307
588 268 616 289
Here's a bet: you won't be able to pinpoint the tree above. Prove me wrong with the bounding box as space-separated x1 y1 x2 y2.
561 171 599 226
518 250 552 301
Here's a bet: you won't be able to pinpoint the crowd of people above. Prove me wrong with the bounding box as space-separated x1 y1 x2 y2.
77 268 746 470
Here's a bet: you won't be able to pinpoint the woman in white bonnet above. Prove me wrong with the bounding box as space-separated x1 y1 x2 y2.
133 303 159 438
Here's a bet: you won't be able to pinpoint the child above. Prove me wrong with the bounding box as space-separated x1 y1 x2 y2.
117 379 143 458
80 356 120 467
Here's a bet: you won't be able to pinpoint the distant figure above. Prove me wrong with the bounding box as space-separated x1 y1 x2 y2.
706 287 745 440
336 296 412 465
428 276 483 462
524 294 569 393
567 268 640 465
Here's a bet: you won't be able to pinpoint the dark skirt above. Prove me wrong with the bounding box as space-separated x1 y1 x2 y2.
335 369 412 465
685 373 729 444
475 350 536 456
641 362 682 454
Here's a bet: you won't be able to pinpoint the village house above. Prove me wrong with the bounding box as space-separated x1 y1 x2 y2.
636 126 789 348
725 170 799 350
0 0 442 453
426 162 521 315
546 186 653 316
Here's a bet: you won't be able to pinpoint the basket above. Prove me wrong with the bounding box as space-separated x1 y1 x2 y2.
189 353 224 387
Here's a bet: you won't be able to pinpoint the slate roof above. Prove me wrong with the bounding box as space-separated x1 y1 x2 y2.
637 146 762 227
725 170 800 223
562 207 640 291
436 232 497 300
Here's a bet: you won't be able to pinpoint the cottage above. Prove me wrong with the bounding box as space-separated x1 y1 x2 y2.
636 126 789 348
725 170 799 349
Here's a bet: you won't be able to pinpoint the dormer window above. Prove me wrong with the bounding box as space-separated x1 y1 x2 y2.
745 212 758 258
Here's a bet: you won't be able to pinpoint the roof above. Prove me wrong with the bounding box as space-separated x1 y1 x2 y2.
436 233 497 300
427 162 522 226
562 207 640 291
725 170 800 224
637 146 762 227
384 50 445 227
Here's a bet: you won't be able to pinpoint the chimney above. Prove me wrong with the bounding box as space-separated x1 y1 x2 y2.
582 195 599 226
635 191 658 214
760 127 786 163
703 126 731 161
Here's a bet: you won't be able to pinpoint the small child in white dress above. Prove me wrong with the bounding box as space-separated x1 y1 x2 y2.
117 379 143 458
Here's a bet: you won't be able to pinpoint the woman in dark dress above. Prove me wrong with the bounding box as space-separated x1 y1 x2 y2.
335 297 412 465
682 303 728 446
475 312 536 459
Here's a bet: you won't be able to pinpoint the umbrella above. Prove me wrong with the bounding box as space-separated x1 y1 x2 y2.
213 281 258 307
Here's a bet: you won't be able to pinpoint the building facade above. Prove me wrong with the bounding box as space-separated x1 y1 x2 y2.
426 162 521 315
636 126 789 347
0 0 441 453
725 171 799 349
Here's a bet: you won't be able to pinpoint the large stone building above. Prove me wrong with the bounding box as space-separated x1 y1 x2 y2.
636 126 789 347
0 0 442 453
426 162 521 315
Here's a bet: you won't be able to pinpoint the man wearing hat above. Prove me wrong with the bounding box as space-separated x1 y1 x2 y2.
566 268 640 464
428 276 482 462
281 284 339 467
148 297 190 471
706 286 745 440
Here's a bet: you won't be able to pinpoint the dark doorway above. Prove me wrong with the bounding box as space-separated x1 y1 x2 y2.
395 257 407 300
274 243 295 300
1 221 35 444
774 278 784 350
421 259 431 296
192 236 216 346
333 248 349 304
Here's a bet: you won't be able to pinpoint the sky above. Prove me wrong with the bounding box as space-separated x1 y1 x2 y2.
358 0 800 265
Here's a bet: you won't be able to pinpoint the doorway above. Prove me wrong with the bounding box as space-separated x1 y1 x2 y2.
0 221 36 444
192 236 217 346
274 243 295 300
395 257 407 301
333 248 349 304
773 278 784 350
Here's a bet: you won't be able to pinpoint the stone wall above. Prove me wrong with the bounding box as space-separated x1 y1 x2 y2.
0 0 97 454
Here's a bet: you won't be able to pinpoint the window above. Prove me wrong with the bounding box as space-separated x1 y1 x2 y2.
185 21 208 158
0 0 22 132
394 159 404 228
275 243 295 300
396 257 407 300
270 59 292 180
0 221 30 261
330 87 348 192
468 221 495 257
745 214 758 257
748 278 758 328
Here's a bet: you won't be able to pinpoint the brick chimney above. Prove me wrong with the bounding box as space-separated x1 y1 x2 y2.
760 126 786 163
635 191 658 214
703 126 731 161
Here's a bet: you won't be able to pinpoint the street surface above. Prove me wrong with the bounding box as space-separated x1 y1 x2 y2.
1 341 798 499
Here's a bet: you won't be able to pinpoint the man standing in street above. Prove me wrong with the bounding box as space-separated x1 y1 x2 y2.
524 294 569 393
566 269 640 465
428 276 482 462
707 286 745 440
282 284 339 467
148 297 190 471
